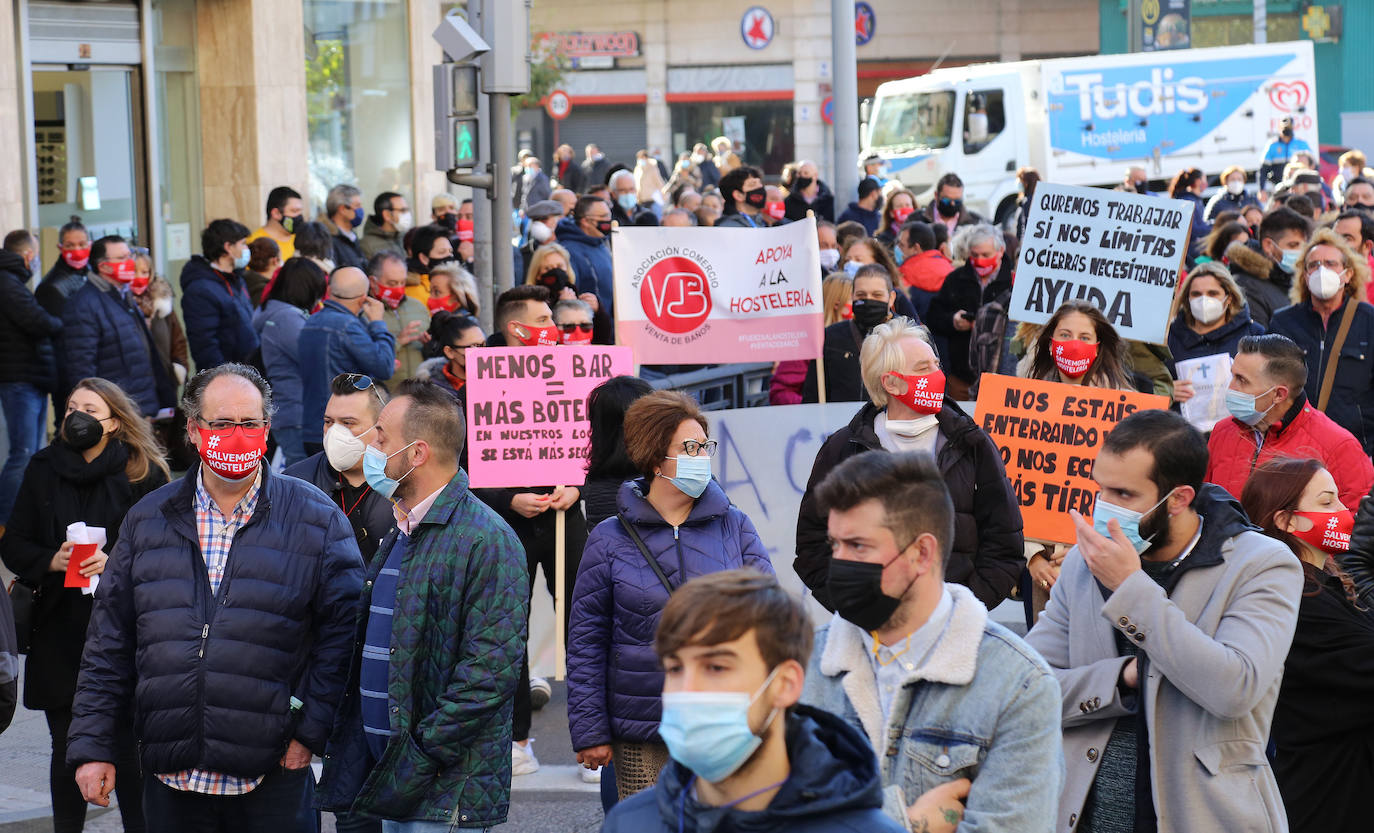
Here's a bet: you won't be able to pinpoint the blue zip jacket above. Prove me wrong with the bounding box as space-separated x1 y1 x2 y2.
836 202 880 236
59 278 163 415
253 299 310 428
297 299 397 444
557 217 615 316
179 255 260 369
66 464 364 777
603 705 906 833
567 478 773 750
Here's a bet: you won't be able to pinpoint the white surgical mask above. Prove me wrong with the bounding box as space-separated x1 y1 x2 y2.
396 211 414 233
530 221 554 243
819 248 840 271
1226 179 1245 196
1307 265 1346 300
154 297 174 319
1343 166 1358 182
1189 295 1225 325
323 423 372 472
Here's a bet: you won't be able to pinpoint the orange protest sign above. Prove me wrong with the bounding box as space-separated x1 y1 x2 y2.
975 374 1169 544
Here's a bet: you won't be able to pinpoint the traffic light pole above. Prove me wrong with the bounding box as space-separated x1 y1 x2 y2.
489 93 515 300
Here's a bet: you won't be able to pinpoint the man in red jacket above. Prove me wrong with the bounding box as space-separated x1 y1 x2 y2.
1207 333 1373 508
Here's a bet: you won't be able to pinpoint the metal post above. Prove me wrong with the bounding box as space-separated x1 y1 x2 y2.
1128 0 1142 52
830 0 859 208
1253 0 1267 44
490 93 515 301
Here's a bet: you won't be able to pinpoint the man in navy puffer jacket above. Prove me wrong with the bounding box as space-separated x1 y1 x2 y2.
179 219 259 370
67 365 363 832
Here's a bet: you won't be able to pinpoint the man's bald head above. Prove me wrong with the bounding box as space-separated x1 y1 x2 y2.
551 189 577 215
329 267 370 314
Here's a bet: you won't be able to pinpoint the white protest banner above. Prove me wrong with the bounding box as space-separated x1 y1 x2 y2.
1176 353 1233 432
612 216 823 364
1008 182 1191 344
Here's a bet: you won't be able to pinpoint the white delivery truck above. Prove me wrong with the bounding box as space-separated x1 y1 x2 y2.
861 41 1317 225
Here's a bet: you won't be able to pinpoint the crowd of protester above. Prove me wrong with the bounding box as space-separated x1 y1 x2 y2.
1 130 1374 833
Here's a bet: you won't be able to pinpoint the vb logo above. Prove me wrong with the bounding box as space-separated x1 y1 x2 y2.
640 256 712 334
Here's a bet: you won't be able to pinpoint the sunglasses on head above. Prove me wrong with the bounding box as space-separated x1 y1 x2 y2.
559 323 593 334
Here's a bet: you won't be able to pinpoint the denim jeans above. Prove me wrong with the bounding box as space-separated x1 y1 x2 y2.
272 425 308 468
381 821 490 833
0 381 47 524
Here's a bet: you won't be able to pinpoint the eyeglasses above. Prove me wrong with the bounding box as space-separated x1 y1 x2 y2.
676 439 718 457
449 342 484 352
559 323 594 334
199 418 268 435
1306 259 1347 271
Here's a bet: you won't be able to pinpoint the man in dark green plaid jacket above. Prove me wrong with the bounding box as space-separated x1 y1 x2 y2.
317 380 529 831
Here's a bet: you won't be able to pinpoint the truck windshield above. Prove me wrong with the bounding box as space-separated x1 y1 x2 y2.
868 90 955 151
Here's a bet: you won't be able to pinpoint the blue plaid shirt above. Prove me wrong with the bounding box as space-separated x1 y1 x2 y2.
156 469 265 795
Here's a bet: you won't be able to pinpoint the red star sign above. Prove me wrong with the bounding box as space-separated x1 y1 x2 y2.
747 13 768 44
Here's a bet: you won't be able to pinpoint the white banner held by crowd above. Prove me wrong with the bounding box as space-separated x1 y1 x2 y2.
612 216 824 364
1008 181 1192 344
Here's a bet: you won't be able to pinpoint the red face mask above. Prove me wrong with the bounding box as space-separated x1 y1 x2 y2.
62 247 91 270
1290 509 1354 554
456 219 475 243
765 200 786 221
892 206 914 226
970 255 1001 278
130 275 151 296
197 424 267 481
887 370 945 415
1051 339 1098 379
102 258 137 285
512 322 561 347
560 324 595 345
375 283 406 309
427 294 457 313
841 302 854 320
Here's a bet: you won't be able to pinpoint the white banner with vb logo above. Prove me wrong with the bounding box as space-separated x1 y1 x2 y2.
611 216 824 364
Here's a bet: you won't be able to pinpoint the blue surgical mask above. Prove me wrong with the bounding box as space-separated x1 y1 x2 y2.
1278 248 1302 273
351 206 365 228
658 667 781 783
617 193 638 212
1092 489 1175 554
234 247 250 270
1225 385 1277 426
362 441 416 500
893 245 906 266
662 454 712 499
843 260 862 278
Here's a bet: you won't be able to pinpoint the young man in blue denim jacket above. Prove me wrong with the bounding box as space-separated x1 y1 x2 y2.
801 450 1062 832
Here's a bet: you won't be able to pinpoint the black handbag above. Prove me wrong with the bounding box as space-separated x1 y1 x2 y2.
7 578 36 655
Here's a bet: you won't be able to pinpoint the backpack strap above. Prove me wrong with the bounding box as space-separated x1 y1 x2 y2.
618 512 675 595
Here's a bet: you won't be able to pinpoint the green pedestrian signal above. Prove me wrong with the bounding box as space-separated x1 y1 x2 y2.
452 117 479 168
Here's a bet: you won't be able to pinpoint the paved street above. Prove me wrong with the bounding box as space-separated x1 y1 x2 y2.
0 679 603 833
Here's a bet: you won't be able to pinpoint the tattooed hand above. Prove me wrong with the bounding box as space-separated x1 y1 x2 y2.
907 777 971 833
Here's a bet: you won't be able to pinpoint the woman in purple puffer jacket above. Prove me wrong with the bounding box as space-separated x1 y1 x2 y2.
567 390 773 801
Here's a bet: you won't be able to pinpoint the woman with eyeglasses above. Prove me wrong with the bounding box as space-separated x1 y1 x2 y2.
417 311 486 428
568 390 773 800
1 377 169 833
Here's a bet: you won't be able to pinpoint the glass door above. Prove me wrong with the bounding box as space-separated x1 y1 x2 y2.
32 65 148 253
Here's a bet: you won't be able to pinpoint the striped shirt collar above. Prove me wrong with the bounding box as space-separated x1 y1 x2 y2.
194 467 262 520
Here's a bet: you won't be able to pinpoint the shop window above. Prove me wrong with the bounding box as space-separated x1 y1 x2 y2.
963 90 1005 155
670 101 795 177
304 0 413 209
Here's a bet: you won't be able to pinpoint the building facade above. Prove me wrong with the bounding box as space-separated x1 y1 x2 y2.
523 0 1101 182
5 0 449 281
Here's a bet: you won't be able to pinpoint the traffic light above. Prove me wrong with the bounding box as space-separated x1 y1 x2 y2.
434 63 482 171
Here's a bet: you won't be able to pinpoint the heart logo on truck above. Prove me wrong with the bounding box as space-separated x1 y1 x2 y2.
1268 81 1309 113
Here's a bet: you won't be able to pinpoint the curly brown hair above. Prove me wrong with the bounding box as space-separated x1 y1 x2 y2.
623 390 709 477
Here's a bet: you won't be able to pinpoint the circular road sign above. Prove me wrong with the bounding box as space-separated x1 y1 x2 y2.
821 96 835 125
545 89 572 121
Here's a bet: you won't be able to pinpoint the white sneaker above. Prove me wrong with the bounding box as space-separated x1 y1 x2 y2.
580 765 602 784
530 676 552 710
512 739 540 776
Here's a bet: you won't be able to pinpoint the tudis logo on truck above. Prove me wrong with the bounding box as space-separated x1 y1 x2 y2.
1047 53 1297 160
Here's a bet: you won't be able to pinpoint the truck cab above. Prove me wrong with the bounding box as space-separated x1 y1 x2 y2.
864 68 1028 227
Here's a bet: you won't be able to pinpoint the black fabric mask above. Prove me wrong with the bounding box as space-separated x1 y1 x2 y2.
794 176 814 191
827 558 903 632
538 267 572 291
937 197 962 218
280 215 301 235
62 411 105 452
745 187 767 208
425 255 456 272
850 298 891 333
437 213 458 232
595 220 614 235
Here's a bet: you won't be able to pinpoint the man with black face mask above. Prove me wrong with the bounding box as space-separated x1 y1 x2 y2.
919 173 983 235
800 449 1061 833
715 166 768 228
802 265 895 403
1261 115 1312 191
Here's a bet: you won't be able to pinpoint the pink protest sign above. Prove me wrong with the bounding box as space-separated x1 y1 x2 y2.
465 345 635 488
